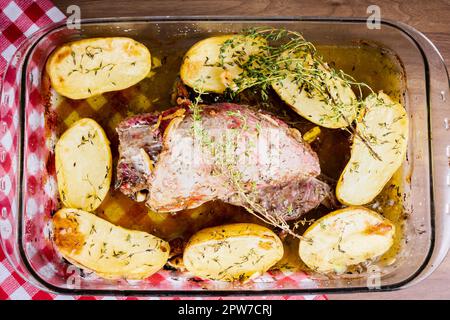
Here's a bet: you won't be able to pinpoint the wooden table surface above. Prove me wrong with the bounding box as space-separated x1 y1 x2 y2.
52 0 450 300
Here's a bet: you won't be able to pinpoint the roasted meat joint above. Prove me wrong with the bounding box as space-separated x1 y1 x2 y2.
116 102 331 221
48 29 407 281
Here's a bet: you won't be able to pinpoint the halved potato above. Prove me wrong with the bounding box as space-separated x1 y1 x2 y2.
272 51 357 128
303 126 321 143
299 207 395 274
336 92 408 205
56 118 112 211
180 35 267 93
52 208 170 280
183 223 283 281
46 37 151 99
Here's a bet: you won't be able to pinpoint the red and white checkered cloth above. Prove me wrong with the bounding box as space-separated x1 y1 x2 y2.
0 0 326 301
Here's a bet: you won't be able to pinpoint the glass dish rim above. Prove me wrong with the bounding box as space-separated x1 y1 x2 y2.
15 16 437 296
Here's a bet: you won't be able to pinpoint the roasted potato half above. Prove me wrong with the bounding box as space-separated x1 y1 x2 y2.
272 50 357 128
56 118 112 211
180 35 267 93
299 207 395 274
336 92 408 205
183 223 283 281
52 208 170 280
46 37 151 99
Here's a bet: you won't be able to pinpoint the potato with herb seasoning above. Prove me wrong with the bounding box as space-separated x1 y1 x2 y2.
52 208 170 280
46 37 151 99
272 50 358 128
56 118 112 211
180 35 267 93
336 92 408 205
183 223 284 281
299 207 395 274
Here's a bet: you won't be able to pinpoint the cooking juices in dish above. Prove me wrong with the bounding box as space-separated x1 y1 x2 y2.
45 29 407 282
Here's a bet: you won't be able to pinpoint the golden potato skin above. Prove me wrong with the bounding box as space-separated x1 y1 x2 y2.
46 37 151 99
299 207 395 274
336 92 408 205
272 51 357 128
180 35 267 93
55 118 112 211
183 223 284 281
52 208 170 280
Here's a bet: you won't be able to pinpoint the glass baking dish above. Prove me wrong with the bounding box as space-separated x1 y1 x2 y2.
0 17 449 296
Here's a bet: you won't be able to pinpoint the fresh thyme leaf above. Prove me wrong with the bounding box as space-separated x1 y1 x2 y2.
214 27 381 160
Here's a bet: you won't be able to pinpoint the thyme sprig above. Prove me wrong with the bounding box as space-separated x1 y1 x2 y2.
237 27 374 99
186 84 312 242
67 46 115 77
213 27 382 160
